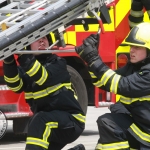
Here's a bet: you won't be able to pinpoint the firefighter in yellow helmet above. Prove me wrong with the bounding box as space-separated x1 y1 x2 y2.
75 22 150 149
129 0 150 29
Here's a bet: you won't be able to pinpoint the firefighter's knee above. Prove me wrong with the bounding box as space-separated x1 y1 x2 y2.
96 113 110 126
29 112 44 126
27 112 46 134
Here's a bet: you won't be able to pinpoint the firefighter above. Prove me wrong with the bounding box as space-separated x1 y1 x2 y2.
75 22 150 150
129 0 150 29
3 35 86 150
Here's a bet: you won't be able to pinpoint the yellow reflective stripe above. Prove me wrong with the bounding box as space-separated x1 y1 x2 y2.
43 122 58 141
89 71 97 78
120 96 138 104
43 125 51 142
130 10 144 17
26 60 41 76
110 74 121 94
46 122 58 128
36 66 48 85
25 92 33 99
8 79 23 92
130 123 150 142
4 74 20 83
72 114 86 123
26 137 49 149
65 84 72 90
25 83 71 99
120 95 150 104
79 50 83 56
128 20 142 28
101 69 115 86
93 80 103 87
96 141 129 150
65 85 78 99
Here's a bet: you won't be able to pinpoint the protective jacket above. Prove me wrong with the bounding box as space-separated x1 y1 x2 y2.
89 58 150 148
3 54 85 125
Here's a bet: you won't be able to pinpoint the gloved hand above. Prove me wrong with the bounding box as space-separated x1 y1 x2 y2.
75 34 100 65
3 55 15 64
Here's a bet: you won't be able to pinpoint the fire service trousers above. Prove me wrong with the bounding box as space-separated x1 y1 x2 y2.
25 110 84 150
96 113 150 150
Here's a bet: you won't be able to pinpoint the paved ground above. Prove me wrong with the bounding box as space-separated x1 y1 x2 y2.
0 106 110 150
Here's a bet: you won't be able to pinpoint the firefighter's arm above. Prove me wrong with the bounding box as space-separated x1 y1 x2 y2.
17 54 68 87
75 36 150 98
3 55 25 93
90 63 150 98
17 54 50 86
75 34 109 78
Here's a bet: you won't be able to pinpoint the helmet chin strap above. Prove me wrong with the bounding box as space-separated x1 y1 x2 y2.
146 48 150 57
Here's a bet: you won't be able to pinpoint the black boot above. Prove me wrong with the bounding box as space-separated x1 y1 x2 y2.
68 144 85 150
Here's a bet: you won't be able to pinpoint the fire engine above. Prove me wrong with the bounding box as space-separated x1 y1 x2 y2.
0 0 147 134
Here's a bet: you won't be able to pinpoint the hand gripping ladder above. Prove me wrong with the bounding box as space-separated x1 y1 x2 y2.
0 0 114 60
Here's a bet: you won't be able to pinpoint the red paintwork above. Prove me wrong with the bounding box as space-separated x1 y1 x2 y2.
115 12 130 50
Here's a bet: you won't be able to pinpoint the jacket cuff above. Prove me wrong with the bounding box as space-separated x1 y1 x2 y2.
89 58 108 76
3 55 15 65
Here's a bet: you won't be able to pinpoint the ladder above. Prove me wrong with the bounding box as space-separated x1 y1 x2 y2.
0 0 114 60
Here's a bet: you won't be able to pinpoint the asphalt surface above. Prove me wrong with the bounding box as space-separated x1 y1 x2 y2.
0 106 110 150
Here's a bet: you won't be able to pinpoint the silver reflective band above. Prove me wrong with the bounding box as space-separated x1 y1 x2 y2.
110 74 121 94
130 10 144 17
96 141 129 150
120 95 150 104
26 137 49 149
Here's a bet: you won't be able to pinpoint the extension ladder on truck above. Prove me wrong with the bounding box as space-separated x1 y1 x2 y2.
0 0 114 59
0 0 115 114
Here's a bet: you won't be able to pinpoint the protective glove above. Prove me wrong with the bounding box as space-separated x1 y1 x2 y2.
75 34 100 66
75 34 109 77
3 55 15 65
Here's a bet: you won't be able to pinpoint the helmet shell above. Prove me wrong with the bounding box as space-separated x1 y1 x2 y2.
124 22 150 49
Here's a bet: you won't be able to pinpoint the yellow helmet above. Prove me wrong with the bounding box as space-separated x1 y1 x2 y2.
124 22 150 49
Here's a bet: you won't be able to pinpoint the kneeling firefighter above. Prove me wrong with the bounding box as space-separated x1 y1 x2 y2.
3 34 85 150
75 22 150 149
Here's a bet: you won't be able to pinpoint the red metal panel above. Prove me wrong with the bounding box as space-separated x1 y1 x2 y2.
115 12 130 50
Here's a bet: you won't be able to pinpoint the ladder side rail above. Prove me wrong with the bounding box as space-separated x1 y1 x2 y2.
0 0 68 36
0 0 114 60
0 0 88 38
0 0 89 60
0 0 48 24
